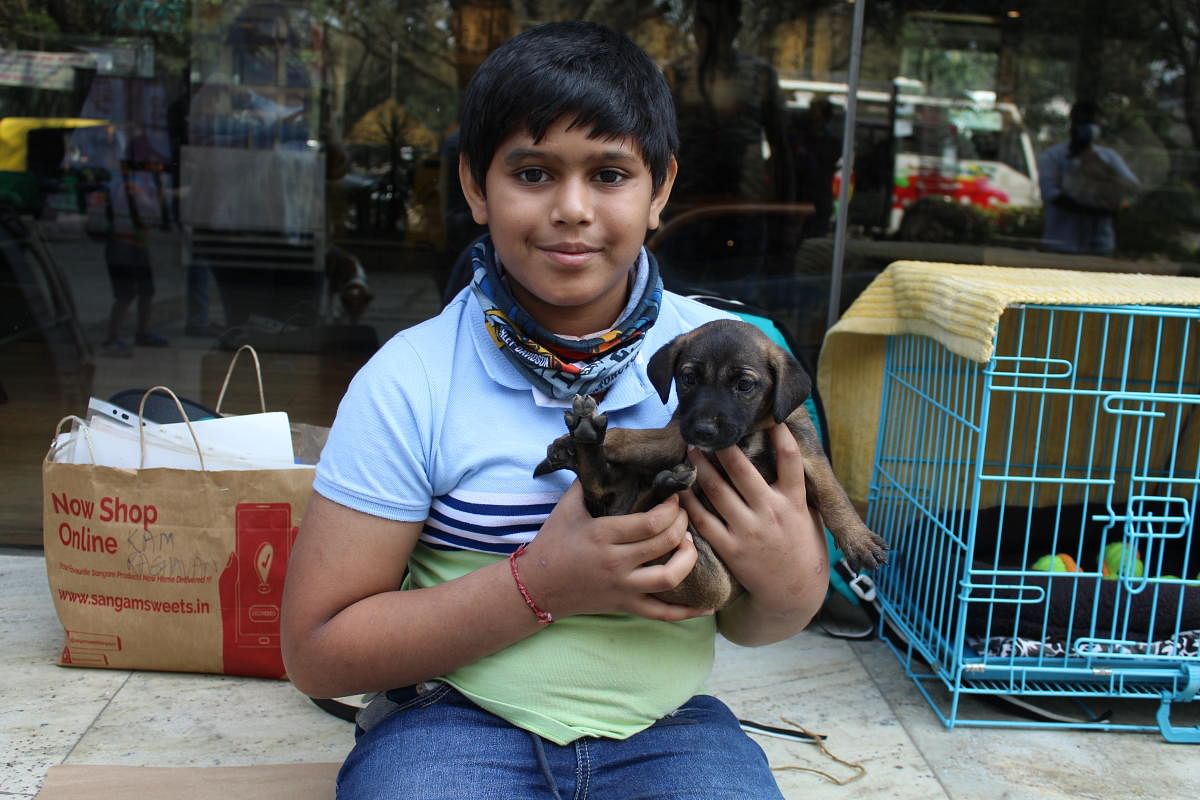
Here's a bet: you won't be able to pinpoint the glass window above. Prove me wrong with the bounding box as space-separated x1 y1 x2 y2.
5 1 1199 546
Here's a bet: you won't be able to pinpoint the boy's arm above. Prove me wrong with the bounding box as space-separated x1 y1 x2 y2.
281 484 705 699
680 423 829 646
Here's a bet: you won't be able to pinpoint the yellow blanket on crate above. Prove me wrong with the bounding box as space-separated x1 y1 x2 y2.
816 260 1200 508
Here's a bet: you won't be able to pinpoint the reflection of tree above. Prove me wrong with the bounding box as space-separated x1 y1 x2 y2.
348 97 437 233
0 1 115 47
321 0 459 140
348 98 436 151
899 16 1000 98
1147 0 1200 152
1033 0 1200 185
516 0 674 33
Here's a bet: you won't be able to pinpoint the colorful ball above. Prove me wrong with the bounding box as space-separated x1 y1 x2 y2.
1031 553 1078 573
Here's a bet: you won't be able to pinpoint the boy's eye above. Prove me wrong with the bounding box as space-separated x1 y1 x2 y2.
594 169 625 185
516 167 548 184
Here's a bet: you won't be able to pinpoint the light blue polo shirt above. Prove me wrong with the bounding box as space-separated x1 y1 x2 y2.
314 278 732 744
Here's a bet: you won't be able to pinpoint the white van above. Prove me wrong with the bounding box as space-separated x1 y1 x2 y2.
781 78 1041 236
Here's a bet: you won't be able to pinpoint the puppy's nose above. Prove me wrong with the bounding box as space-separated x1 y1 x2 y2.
689 419 721 446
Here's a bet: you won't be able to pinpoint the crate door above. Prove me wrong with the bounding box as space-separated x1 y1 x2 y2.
969 305 1200 670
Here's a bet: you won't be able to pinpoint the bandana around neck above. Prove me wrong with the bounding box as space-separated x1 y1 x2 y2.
469 236 663 400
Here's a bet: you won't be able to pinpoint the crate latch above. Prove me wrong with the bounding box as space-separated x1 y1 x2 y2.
1156 665 1200 744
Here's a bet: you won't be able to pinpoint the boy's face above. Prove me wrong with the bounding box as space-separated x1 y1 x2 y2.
460 117 676 337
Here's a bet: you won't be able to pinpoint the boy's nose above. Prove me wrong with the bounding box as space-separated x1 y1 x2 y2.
550 177 594 225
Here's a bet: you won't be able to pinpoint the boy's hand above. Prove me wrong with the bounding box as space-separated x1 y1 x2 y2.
679 423 828 639
519 482 711 623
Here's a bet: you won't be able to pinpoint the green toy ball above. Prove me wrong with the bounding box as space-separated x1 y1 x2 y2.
1101 542 1144 580
1031 554 1078 573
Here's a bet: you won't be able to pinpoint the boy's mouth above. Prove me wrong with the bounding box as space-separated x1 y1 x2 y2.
541 243 601 266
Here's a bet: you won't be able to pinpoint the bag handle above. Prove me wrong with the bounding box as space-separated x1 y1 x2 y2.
138 386 207 471
215 344 266 416
47 415 95 464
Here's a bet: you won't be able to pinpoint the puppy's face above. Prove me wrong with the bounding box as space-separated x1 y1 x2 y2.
647 319 811 450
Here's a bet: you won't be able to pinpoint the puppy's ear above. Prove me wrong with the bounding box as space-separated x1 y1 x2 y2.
646 337 682 403
770 349 812 422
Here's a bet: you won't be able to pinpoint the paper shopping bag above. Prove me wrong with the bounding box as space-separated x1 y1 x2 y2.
42 374 317 678
43 457 314 678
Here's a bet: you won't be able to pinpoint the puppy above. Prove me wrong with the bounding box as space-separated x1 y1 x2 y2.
535 318 887 610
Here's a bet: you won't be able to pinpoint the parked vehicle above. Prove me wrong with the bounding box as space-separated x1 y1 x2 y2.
0 117 108 215
781 78 1040 238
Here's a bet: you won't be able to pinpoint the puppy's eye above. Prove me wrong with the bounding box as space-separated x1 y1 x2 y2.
734 376 756 393
679 370 697 388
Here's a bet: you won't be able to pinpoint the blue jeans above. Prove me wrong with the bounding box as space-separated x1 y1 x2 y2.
337 683 783 799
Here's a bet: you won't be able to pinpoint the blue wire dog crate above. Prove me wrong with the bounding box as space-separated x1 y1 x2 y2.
867 302 1200 742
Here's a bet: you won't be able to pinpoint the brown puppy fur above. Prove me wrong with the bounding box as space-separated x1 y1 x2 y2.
535 318 887 610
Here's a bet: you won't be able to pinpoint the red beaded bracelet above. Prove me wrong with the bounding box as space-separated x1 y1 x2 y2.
509 544 554 625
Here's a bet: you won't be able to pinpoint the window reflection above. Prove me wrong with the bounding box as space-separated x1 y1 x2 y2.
2 1 1200 545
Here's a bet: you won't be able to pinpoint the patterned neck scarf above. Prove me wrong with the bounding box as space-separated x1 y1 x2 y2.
469 236 663 400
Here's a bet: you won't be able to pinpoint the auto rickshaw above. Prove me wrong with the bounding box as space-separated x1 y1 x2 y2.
0 116 108 215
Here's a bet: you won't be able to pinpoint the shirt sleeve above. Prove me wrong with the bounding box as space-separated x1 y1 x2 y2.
1098 146 1140 189
313 334 436 522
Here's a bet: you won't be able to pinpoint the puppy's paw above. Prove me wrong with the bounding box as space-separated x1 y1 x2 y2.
564 394 606 444
653 462 696 494
840 529 889 571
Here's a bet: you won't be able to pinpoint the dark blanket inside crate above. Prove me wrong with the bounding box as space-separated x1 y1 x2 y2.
963 503 1200 643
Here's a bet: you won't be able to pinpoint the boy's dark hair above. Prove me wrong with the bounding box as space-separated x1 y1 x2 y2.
458 21 679 194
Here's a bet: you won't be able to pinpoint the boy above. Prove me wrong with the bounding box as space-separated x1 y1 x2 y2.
281 21 826 799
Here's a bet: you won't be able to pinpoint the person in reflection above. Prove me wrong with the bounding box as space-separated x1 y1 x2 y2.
1038 100 1140 256
86 124 170 357
280 21 825 800
664 0 795 280
790 95 839 238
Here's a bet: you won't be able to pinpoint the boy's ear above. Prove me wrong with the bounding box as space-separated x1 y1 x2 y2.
647 156 678 231
459 155 489 225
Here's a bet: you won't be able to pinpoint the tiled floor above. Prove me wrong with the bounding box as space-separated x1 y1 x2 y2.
4 549 1197 799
